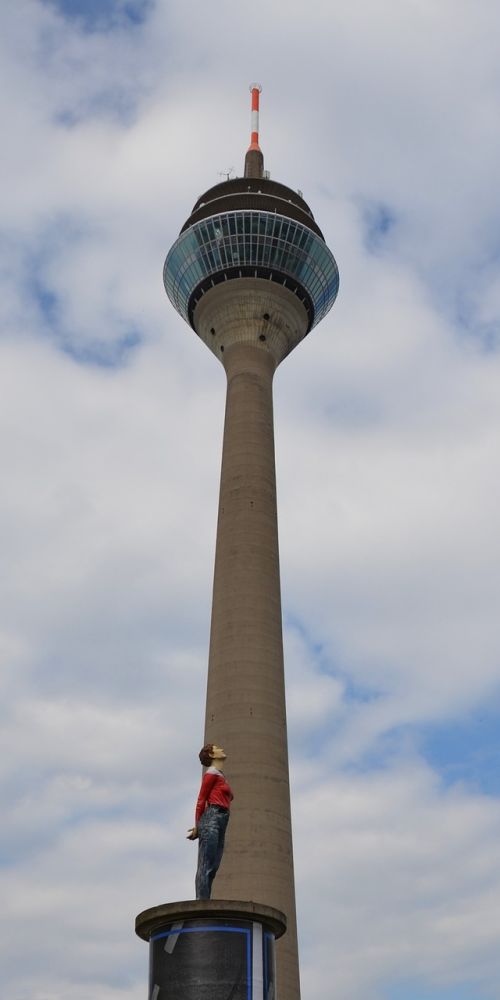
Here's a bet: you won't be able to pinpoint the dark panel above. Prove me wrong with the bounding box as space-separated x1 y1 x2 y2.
150 920 251 1000
263 932 276 1000
181 195 324 240
190 178 314 218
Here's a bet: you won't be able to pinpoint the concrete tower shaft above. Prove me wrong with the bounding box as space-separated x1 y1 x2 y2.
203 333 300 999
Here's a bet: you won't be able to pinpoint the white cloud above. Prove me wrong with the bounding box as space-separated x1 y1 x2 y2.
293 761 500 1000
1 0 500 998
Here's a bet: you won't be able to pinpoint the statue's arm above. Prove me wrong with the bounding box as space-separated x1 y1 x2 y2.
187 772 218 841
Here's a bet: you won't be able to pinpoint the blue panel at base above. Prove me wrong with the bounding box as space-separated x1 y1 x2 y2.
150 922 253 1000
263 932 274 999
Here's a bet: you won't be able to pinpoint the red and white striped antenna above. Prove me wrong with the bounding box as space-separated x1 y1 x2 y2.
244 83 264 179
248 83 262 152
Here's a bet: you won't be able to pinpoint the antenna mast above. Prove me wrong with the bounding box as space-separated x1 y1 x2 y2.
244 83 264 179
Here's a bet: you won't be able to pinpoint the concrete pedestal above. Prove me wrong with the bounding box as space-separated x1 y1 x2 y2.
136 900 286 1000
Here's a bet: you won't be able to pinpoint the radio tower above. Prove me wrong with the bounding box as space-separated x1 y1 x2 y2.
136 87 339 1000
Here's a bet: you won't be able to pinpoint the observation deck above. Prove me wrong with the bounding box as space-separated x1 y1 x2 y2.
164 175 339 355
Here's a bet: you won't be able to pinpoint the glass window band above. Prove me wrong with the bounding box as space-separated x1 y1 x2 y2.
164 211 339 331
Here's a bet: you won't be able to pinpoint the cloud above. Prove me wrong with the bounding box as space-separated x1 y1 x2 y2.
293 760 500 1000
1 1 500 998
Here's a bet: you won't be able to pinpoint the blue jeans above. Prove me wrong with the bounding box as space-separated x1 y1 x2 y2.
195 805 229 900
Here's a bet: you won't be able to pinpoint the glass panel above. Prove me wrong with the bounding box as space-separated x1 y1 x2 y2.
164 209 339 327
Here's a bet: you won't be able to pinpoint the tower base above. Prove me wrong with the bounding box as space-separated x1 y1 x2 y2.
135 900 286 1000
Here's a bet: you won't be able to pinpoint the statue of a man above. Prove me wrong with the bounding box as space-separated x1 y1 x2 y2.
187 744 234 900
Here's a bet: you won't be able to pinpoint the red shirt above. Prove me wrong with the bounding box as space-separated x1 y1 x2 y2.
195 767 234 824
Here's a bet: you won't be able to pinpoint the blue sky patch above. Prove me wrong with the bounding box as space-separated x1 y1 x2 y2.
30 270 142 368
361 200 397 253
54 87 139 127
61 329 142 367
419 698 500 796
44 0 152 32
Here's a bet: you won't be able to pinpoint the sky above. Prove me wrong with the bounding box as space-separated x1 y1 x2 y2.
1 1 500 998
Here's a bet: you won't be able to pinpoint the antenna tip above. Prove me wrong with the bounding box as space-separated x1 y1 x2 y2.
249 82 262 93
